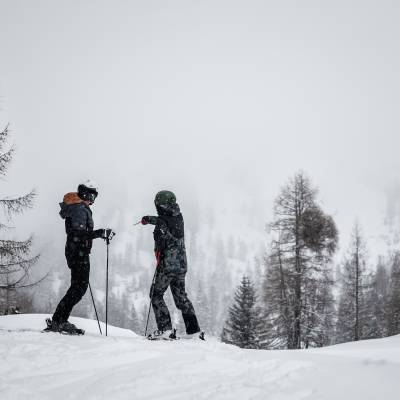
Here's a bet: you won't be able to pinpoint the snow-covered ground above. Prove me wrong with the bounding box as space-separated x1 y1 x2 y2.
0 314 399 400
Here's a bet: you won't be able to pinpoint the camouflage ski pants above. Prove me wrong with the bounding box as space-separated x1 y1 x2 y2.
151 269 200 334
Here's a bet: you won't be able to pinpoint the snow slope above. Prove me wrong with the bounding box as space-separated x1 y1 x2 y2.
0 314 399 400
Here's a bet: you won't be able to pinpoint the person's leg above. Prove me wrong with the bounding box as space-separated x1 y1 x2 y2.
52 254 90 324
170 273 200 334
151 269 173 332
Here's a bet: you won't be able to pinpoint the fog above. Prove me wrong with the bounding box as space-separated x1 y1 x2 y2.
1 0 399 258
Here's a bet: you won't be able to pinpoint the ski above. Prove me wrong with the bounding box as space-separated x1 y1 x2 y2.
147 335 180 341
147 330 205 341
42 327 85 335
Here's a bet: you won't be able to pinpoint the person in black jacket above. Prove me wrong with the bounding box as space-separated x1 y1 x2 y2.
46 180 114 334
142 190 203 340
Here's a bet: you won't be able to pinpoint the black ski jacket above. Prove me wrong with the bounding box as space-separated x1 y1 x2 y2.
59 192 102 256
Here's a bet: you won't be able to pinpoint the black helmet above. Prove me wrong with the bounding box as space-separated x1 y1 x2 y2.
78 179 99 203
154 190 176 207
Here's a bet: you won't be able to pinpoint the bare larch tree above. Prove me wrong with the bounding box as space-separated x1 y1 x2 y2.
264 171 338 349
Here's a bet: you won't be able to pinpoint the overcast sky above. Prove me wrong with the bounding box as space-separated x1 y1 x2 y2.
1 0 399 256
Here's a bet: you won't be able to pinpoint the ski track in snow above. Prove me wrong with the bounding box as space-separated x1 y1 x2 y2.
0 315 399 400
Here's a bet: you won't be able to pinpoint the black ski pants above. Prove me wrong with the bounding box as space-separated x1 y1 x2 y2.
52 251 90 324
151 269 200 334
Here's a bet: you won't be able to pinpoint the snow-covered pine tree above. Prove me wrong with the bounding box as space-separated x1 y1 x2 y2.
193 279 212 334
264 172 338 349
302 268 336 347
118 294 141 333
263 241 292 348
387 252 400 336
208 283 221 336
363 257 389 339
336 222 369 343
0 123 40 314
221 275 264 349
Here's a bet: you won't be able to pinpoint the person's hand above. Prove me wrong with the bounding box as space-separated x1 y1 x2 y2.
141 216 150 225
102 228 115 241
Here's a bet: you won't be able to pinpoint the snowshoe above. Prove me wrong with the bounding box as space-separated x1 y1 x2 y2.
148 328 178 341
43 318 85 335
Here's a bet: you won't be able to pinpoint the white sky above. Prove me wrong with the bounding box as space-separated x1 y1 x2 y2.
0 0 399 257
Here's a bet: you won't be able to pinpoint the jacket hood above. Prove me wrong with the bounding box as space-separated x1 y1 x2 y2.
63 192 83 205
59 192 84 220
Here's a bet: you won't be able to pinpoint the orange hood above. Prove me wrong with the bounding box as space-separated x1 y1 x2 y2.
63 192 83 205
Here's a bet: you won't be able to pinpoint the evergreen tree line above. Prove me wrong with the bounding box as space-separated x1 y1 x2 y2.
222 172 400 349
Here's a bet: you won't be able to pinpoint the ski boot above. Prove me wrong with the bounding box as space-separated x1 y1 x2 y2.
59 321 85 335
44 318 84 335
43 318 59 332
181 331 206 341
148 328 177 341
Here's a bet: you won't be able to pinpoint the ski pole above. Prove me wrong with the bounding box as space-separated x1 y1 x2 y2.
144 268 158 337
105 237 110 336
133 220 142 226
104 231 115 337
88 282 102 335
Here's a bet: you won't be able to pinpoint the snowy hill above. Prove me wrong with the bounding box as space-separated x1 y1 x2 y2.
1 314 399 400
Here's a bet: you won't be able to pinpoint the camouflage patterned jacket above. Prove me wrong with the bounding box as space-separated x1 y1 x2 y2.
147 203 188 273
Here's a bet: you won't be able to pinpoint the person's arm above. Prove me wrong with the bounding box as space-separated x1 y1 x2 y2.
141 216 158 225
153 218 180 251
142 215 179 250
70 207 113 241
91 229 104 239
69 206 91 241
91 228 115 240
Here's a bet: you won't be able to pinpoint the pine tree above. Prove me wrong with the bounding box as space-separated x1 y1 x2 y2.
263 172 338 349
194 279 212 334
364 258 389 339
0 124 41 314
336 222 369 343
208 283 220 336
221 275 264 349
302 269 335 347
387 252 400 336
263 242 292 348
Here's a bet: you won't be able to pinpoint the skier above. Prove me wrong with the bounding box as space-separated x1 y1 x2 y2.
45 180 114 334
141 190 204 340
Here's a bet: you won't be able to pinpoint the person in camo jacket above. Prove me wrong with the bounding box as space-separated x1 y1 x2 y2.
141 190 204 340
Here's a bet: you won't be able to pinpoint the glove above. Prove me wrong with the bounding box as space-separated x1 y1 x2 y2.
101 228 115 241
141 216 150 225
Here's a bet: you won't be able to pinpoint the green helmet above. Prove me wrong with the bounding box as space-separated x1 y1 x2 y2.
154 190 176 207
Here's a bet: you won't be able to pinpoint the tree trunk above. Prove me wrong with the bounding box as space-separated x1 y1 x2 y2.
355 238 360 341
293 193 302 349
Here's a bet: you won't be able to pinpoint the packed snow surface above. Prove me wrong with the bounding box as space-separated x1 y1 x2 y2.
1 314 399 400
